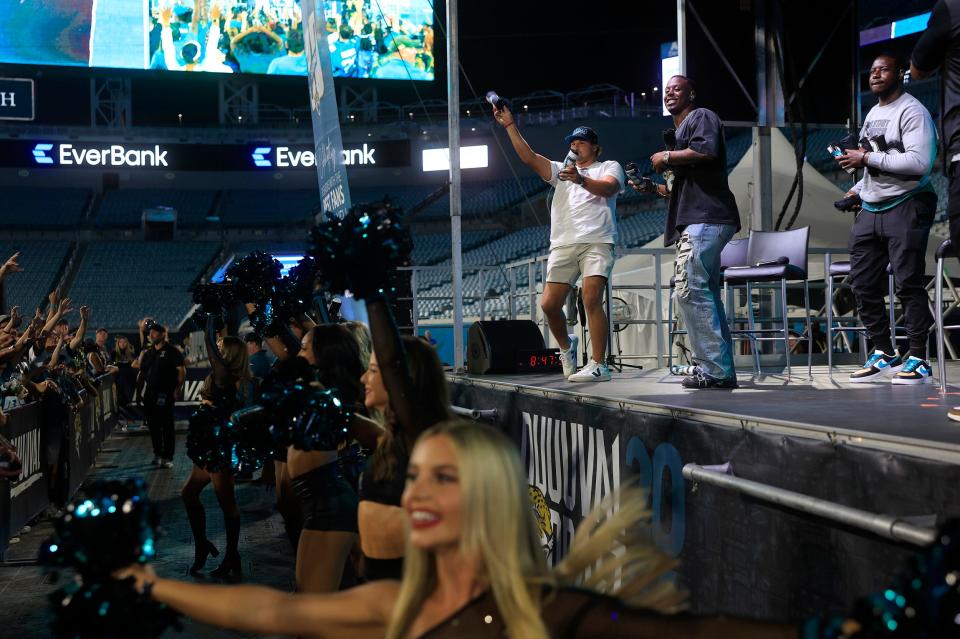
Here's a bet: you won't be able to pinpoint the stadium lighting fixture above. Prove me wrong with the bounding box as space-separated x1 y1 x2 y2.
423 145 489 172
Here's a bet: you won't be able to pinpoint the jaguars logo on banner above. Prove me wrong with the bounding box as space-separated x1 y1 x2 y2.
529 485 555 560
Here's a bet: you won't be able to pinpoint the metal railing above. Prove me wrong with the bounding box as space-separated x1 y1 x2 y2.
404 245 891 369
451 406 498 421
684 464 937 547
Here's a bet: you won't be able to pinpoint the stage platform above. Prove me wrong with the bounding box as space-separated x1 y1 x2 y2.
448 363 960 621
452 363 960 462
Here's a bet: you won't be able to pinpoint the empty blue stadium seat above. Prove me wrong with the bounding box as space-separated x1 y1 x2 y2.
219 190 319 226
67 241 220 330
96 189 217 228
350 184 440 213
418 176 548 219
0 188 90 229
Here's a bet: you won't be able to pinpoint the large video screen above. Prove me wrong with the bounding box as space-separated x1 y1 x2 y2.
0 0 434 80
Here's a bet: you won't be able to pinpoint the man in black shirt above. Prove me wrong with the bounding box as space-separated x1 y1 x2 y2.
136 321 185 468
631 75 741 389
911 0 960 419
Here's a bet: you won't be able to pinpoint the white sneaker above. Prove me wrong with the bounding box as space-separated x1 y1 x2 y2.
560 334 579 378
568 359 611 382
160 459 174 469
151 456 162 466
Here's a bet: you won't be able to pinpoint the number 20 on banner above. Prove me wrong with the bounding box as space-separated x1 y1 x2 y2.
626 438 686 557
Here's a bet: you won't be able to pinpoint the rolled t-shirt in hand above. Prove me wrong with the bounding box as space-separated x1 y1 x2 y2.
545 160 625 249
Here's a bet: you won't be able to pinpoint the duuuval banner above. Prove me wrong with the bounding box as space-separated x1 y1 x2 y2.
302 0 352 220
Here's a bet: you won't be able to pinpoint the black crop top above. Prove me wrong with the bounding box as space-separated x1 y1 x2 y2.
358 453 408 506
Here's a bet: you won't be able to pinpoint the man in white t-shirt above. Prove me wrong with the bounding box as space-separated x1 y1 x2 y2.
493 104 624 382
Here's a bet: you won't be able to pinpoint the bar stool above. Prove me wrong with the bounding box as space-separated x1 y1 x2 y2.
934 239 960 392
724 227 812 380
825 260 896 373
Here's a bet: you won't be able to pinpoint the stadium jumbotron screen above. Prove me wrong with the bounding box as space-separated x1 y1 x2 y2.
0 0 434 80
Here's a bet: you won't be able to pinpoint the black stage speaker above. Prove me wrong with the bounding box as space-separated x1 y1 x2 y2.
467 320 545 374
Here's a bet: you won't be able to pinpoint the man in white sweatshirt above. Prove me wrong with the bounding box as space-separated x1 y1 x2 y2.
836 53 938 385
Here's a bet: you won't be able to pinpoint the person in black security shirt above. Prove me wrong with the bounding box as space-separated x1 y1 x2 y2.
911 1 960 419
136 322 186 468
630 75 741 389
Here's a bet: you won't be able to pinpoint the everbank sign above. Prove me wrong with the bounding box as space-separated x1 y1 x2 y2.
251 144 377 168
12 138 411 171
33 142 169 167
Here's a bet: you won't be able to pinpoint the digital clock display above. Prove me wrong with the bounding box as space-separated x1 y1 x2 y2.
516 348 562 372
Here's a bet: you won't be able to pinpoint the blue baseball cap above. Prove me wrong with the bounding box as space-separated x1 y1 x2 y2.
563 126 599 145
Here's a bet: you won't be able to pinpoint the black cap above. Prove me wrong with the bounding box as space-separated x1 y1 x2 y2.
563 126 599 145
147 321 165 333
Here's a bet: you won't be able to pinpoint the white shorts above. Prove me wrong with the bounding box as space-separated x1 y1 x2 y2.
545 243 615 286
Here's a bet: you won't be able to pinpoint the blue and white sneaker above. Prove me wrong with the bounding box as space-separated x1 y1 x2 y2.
670 364 698 376
559 334 579 379
568 359 611 382
891 356 933 385
849 350 903 383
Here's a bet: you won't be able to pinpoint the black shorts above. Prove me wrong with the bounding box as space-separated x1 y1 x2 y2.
290 463 359 533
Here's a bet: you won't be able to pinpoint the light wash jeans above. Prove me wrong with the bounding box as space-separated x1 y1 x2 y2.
674 223 737 380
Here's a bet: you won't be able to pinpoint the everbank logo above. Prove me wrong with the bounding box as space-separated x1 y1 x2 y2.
251 144 377 168
32 143 169 167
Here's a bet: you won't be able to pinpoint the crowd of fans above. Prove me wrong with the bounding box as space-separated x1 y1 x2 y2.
0 253 104 512
147 0 434 79
0 250 204 512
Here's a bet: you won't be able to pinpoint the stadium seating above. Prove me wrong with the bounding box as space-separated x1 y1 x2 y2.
350 184 441 213
0 241 72 313
417 176 548 219
0 188 90 229
410 208 667 320
725 132 753 168
411 229 503 266
229 230 502 267
231 240 308 256
96 189 217 228
67 241 220 330
219 189 319 226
